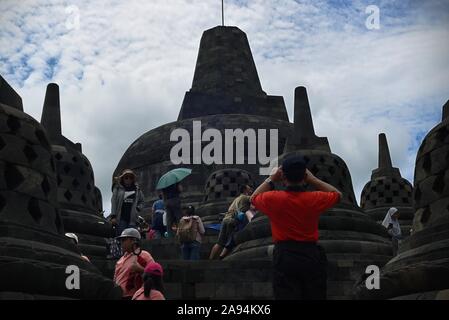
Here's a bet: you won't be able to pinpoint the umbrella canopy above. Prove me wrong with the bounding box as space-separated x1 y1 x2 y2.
156 168 192 190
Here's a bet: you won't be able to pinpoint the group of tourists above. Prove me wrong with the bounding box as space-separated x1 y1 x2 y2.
67 153 404 300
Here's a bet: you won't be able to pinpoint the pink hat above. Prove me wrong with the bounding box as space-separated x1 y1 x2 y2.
144 262 163 277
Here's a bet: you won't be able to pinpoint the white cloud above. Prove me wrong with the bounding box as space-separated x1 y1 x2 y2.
1 0 448 215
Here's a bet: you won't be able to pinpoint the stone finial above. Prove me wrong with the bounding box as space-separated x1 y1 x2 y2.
190 26 264 97
443 100 449 121
371 133 401 179
40 83 61 141
378 133 393 169
284 86 330 153
0 75 23 111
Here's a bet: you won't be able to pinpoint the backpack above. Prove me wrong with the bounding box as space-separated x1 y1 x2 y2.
176 216 198 243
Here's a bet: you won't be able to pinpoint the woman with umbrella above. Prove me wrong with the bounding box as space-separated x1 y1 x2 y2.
156 168 192 238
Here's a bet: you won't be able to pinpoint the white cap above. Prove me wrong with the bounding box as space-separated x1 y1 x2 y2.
65 233 79 244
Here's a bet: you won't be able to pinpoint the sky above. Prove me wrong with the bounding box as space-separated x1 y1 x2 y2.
1 0 448 215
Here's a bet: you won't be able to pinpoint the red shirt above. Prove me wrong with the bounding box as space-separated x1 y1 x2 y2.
251 191 340 242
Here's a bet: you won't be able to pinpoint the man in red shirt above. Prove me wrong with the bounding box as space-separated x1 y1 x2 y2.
251 155 342 300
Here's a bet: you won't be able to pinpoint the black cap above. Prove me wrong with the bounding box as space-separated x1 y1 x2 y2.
282 155 307 183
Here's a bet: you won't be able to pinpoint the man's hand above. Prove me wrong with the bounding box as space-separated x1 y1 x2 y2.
304 169 316 184
269 166 283 182
131 259 143 273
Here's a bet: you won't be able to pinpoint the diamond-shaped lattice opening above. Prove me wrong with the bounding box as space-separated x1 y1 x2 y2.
385 185 391 190
402 198 410 203
55 153 63 161
35 129 50 149
7 116 21 132
57 175 62 186
328 167 336 175
215 192 221 198
0 194 6 212
41 177 51 196
23 145 38 163
372 199 377 206
80 168 85 176
432 175 445 194
84 160 90 168
414 187 422 202
28 198 42 223
86 183 92 190
216 177 222 184
393 191 399 196
63 165 71 174
64 190 73 201
55 211 62 232
72 156 78 163
319 156 326 164
81 194 87 204
72 179 80 188
0 136 5 151
422 153 431 172
224 184 229 191
386 197 393 204
435 126 449 142
230 191 237 197
420 207 431 224
5 164 24 189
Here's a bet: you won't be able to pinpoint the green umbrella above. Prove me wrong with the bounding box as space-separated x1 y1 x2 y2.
156 168 192 190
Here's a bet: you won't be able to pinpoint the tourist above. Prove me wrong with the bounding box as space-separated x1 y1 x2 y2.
110 169 145 236
177 205 205 260
209 185 253 260
161 183 183 238
151 194 166 239
220 205 256 259
251 155 342 300
132 262 166 300
382 207 402 256
65 232 91 263
114 228 155 299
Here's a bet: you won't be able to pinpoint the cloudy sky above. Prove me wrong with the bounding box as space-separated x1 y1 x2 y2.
1 0 448 215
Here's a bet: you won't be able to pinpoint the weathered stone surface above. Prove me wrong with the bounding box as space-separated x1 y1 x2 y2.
355 102 449 300
0 75 23 111
360 133 414 236
0 78 121 299
39 84 113 275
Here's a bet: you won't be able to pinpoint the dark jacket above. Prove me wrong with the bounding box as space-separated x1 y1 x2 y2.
111 183 145 226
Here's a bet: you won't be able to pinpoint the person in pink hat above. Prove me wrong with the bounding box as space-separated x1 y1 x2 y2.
132 262 166 300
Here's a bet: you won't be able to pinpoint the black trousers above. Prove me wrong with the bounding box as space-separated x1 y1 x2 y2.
273 241 328 300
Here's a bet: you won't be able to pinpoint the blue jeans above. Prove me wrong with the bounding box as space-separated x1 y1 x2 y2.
181 241 201 260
